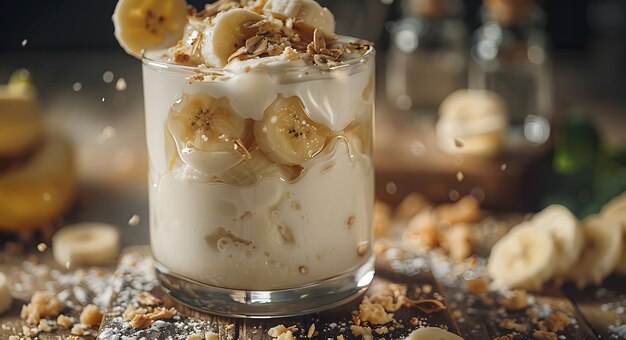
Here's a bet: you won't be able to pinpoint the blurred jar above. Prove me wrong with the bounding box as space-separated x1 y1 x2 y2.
470 0 552 145
386 0 467 116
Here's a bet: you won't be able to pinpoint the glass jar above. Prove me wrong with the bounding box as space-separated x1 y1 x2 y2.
142 41 375 317
386 0 467 115
470 0 552 145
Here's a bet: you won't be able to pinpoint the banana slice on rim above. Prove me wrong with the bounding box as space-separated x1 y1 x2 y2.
566 215 622 288
404 327 464 340
167 93 251 175
0 272 11 315
253 95 330 166
112 0 188 58
263 0 335 38
201 9 264 67
531 205 584 277
52 223 120 267
487 223 558 291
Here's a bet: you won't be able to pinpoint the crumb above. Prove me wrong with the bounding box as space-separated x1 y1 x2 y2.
350 325 373 340
465 277 489 294
57 314 74 328
532 330 558 340
374 326 389 334
542 310 570 332
21 291 64 325
268 325 287 337
205 331 219 340
38 319 53 332
80 304 103 327
358 297 394 325
70 324 86 335
499 319 528 333
137 291 162 306
500 290 529 311
403 211 438 249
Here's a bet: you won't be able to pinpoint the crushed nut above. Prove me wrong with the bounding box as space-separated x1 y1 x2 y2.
499 319 528 333
137 291 163 306
130 314 153 329
80 304 103 327
542 310 570 332
350 325 373 340
358 297 394 325
20 291 64 325
38 319 53 332
500 290 529 311
532 330 558 340
57 314 74 329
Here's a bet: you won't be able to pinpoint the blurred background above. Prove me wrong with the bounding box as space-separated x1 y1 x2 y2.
0 0 625 245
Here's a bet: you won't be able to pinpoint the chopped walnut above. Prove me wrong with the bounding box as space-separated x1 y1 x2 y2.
500 290 529 311
369 295 402 312
57 314 74 329
149 306 177 320
374 326 389 334
20 291 64 325
358 297 394 325
80 304 103 327
137 291 162 306
130 314 153 329
350 325 373 340
532 330 558 340
499 319 528 333
268 325 287 337
542 310 570 332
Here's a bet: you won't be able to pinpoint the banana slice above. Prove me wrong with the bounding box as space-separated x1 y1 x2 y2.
201 9 264 67
263 0 335 37
52 223 120 267
0 134 75 233
600 192 626 275
566 215 622 288
487 223 558 291
217 147 302 185
0 70 43 159
404 327 463 340
112 0 188 58
0 272 11 315
531 205 584 276
167 93 251 175
253 95 330 165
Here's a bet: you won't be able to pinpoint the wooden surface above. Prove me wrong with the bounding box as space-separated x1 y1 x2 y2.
1 244 626 339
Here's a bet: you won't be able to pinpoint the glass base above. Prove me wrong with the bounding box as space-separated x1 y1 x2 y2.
155 256 375 318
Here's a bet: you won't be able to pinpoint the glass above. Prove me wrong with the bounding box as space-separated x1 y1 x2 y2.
386 0 467 115
469 3 552 145
142 40 375 317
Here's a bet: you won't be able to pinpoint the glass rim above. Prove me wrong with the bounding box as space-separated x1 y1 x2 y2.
141 35 375 74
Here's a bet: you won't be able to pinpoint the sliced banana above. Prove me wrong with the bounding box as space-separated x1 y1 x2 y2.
0 272 11 315
167 93 251 175
0 71 43 159
531 205 584 276
112 0 188 58
404 327 464 340
217 147 302 185
487 223 557 291
253 95 330 165
263 0 335 37
566 215 622 288
201 9 264 67
0 134 75 233
600 192 626 275
52 223 120 267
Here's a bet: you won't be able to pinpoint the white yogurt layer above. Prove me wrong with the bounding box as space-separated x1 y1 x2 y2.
150 138 373 289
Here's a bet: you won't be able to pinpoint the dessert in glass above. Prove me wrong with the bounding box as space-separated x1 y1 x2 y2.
113 0 375 316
